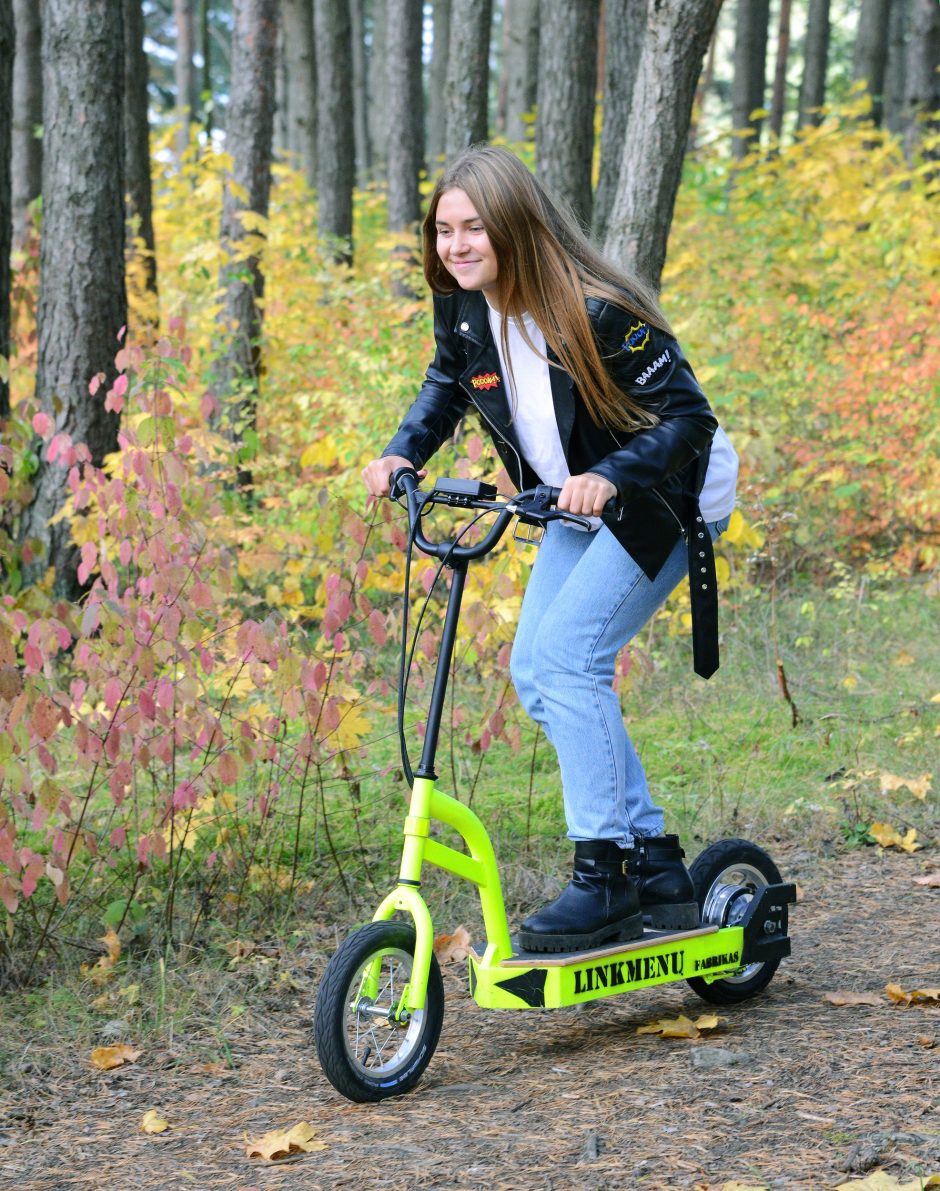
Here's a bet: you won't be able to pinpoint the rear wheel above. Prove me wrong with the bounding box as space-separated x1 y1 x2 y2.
686 839 783 1005
314 921 444 1102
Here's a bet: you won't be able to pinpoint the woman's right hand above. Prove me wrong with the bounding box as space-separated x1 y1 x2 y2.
361 455 425 499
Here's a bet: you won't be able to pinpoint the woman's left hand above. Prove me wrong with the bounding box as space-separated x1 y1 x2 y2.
557 472 618 517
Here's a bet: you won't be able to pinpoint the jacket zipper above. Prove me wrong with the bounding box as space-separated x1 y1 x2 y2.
651 485 686 532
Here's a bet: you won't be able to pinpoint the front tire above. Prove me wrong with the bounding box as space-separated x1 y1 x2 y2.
314 921 444 1102
686 839 783 1005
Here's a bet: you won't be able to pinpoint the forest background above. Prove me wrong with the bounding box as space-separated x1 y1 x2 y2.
0 0 937 1009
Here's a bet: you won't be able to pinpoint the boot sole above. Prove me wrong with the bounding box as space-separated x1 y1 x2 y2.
517 911 645 954
642 902 701 931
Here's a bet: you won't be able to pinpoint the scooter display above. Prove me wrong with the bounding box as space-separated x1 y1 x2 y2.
314 469 795 1102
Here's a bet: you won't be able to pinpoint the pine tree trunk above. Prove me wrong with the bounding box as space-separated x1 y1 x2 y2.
883 0 910 135
350 0 371 186
594 0 645 243
852 0 893 126
124 0 158 311
501 0 538 144
174 0 197 154
216 0 277 491
368 0 388 178
427 0 451 165
603 0 722 290
314 0 355 259
201 0 212 131
0 0 12 422
387 0 424 230
731 0 771 159
11 0 42 245
20 0 127 596
797 0 830 128
687 19 718 153
282 0 317 186
903 0 940 159
769 0 792 141
536 0 600 229
443 0 491 160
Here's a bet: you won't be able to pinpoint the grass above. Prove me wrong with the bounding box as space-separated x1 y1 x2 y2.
1 572 936 1064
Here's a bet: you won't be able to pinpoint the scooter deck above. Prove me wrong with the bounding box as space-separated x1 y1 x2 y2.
487 924 719 968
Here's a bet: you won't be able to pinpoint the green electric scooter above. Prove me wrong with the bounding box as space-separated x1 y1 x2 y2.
314 469 795 1102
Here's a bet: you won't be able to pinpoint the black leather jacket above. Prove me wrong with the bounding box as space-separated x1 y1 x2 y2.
384 289 718 582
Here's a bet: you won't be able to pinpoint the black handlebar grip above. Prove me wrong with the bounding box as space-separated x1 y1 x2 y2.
389 466 420 500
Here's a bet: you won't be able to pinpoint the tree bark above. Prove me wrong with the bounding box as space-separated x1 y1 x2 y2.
797 0 830 128
201 0 212 131
501 0 538 144
11 0 42 245
314 0 355 259
603 0 722 290
174 0 197 154
443 0 491 160
281 0 317 186
903 0 940 159
216 0 277 490
536 0 600 229
368 0 388 177
852 0 892 126
350 0 371 186
686 17 718 153
731 0 771 158
124 0 158 310
883 0 909 135
594 0 645 243
21 0 127 596
0 0 12 422
386 0 424 230
427 0 451 165
769 0 792 141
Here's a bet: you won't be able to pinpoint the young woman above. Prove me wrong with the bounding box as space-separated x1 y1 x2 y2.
362 145 738 954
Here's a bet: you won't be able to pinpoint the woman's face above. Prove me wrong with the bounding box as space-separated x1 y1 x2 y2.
435 188 499 302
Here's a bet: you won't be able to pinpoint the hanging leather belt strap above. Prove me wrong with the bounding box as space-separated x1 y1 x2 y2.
688 506 719 679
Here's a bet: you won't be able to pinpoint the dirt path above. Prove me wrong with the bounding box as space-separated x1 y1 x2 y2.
2 846 938 1191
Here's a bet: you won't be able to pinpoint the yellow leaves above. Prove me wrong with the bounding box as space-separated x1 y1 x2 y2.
885 983 940 1007
868 823 921 853
300 435 340 471
636 1013 724 1039
835 1172 940 1191
825 984 940 1008
140 1110 170 1134
433 925 471 964
722 509 764 550
329 701 372 751
246 1121 327 1161
90 1044 142 1071
80 927 121 985
878 772 932 801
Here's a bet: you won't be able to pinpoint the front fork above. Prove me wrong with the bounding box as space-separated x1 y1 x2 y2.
371 776 514 1018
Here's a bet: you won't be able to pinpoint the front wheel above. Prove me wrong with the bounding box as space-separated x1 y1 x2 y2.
314 921 444 1102
686 838 783 1005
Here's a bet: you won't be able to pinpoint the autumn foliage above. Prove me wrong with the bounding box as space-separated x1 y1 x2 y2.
0 107 937 978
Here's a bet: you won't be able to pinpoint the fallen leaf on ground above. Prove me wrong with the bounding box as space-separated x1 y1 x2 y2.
879 771 932 800
90 1044 142 1070
824 990 884 1007
80 926 122 985
835 1172 940 1190
913 872 940 887
245 1121 326 1160
720 1182 769 1191
433 925 471 963
869 822 921 852
916 1036 936 1048
885 982 940 1006
637 1013 724 1039
140 1110 169 1134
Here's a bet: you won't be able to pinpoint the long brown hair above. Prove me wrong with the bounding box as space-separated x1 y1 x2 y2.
422 145 670 432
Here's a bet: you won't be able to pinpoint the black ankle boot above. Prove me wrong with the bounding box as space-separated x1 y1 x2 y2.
629 834 700 930
517 840 644 953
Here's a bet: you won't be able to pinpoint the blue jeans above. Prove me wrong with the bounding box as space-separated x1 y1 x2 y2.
510 518 729 848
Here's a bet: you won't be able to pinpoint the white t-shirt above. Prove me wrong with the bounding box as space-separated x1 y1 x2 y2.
486 302 737 524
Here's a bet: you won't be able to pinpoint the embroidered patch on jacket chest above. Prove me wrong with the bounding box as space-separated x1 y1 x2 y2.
470 372 500 390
